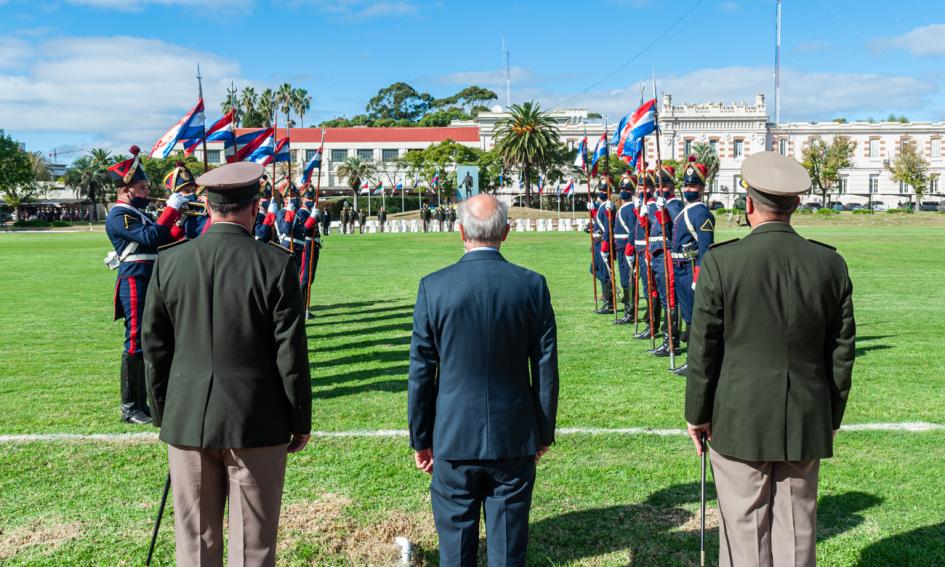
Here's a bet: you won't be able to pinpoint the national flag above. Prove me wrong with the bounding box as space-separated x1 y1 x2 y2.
359 180 370 194
150 98 206 159
372 181 384 195
412 175 420 190
618 98 657 160
574 137 588 168
299 149 321 186
590 134 607 176
395 178 404 192
233 128 275 163
183 110 234 156
537 175 544 194
563 178 574 196
244 131 276 165
268 138 290 165
430 170 440 186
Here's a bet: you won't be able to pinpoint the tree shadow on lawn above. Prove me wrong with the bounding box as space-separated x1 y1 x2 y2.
310 309 414 327
855 522 945 566
529 485 883 565
311 300 395 312
854 335 894 358
311 364 409 398
312 322 414 341
316 349 409 370
311 335 411 354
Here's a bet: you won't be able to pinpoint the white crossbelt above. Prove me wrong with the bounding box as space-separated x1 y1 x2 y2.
648 236 663 242
123 254 158 262
634 240 647 246
615 234 630 240
671 251 698 260
282 237 306 246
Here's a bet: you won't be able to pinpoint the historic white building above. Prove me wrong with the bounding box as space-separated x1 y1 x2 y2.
189 93 944 207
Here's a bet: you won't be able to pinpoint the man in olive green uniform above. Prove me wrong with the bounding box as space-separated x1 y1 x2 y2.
685 152 855 567
142 162 312 567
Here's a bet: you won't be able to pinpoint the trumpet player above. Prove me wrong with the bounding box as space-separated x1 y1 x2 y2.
104 146 187 425
163 160 210 239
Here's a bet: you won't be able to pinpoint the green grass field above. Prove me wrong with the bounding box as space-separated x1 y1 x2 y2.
1 223 944 565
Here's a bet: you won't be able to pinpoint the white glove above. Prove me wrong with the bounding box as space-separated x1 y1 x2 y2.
586 202 594 211
656 196 666 208
605 201 614 211
287 200 297 212
592 232 602 241
267 200 278 214
165 192 187 210
692 282 697 291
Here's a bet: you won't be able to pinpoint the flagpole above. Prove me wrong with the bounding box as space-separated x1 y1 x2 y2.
197 64 209 171
304 129 325 318
652 71 677 369
314 128 325 208
583 128 599 310
604 116 618 321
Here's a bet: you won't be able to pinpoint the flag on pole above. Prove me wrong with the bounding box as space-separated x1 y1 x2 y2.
359 180 370 194
590 134 607 176
574 137 588 168
372 181 384 195
395 178 404 192
412 175 420 190
563 178 574 196
245 131 276 164
183 110 234 156
232 128 275 162
150 98 206 158
264 137 290 165
299 149 321 186
537 175 544 194
618 98 657 162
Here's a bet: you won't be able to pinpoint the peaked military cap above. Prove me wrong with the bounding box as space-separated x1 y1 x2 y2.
196 162 265 204
683 155 708 186
740 151 811 208
107 145 148 185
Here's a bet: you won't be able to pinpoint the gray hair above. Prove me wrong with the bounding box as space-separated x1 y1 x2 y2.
458 196 508 243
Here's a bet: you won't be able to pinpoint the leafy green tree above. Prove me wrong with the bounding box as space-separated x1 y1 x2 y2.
477 149 505 194
141 155 208 195
446 86 497 111
0 130 37 209
258 88 276 128
239 87 267 128
293 88 312 128
802 136 856 206
276 83 294 128
399 140 482 202
493 101 559 207
62 149 113 221
335 156 376 209
886 141 930 206
418 107 469 127
367 82 434 122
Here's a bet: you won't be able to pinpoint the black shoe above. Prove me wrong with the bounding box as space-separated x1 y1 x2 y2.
614 311 633 325
649 343 670 357
680 328 690 343
633 327 652 340
122 408 152 425
595 306 614 315
671 363 688 376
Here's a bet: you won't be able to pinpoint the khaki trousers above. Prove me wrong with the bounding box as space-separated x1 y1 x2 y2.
168 444 288 567
710 449 820 567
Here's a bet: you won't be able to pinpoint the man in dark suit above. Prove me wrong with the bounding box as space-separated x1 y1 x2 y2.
685 152 856 567
142 162 312 567
408 194 559 567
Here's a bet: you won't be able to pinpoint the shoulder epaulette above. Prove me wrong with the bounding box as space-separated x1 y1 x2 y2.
807 238 836 250
267 241 293 255
709 238 739 250
158 239 188 252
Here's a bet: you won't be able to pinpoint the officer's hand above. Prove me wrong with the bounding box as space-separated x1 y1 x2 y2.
414 448 434 474
287 433 310 453
166 192 188 210
656 196 666 208
535 446 550 463
267 200 278 214
586 202 594 211
592 232 602 241
687 423 711 456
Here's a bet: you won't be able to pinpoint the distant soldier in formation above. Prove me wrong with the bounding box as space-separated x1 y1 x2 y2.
614 172 638 325
104 145 186 424
357 208 367 234
670 157 716 375
447 205 457 232
647 165 682 357
378 207 388 232
422 204 432 232
274 181 321 310
590 186 615 314
633 171 659 339
436 205 446 231
340 205 350 234
321 206 331 235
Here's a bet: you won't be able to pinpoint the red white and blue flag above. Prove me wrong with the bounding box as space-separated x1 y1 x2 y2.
267 138 290 165
183 110 234 156
372 181 384 195
299 149 321 186
360 180 370 194
233 128 275 163
574 137 588 169
537 175 544 194
150 98 206 159
615 99 657 163
244 131 276 165
590 134 607 176
563 178 574 196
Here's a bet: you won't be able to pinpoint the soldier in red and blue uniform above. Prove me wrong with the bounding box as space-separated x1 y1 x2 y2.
633 171 660 339
670 157 716 375
254 177 276 242
648 165 683 356
275 181 321 311
104 146 186 424
298 188 322 317
614 172 638 324
590 181 615 314
163 161 209 239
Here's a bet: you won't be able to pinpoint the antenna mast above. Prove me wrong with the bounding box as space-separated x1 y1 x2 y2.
775 0 781 124
503 38 511 108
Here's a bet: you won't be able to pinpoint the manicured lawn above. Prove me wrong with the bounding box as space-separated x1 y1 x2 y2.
0 224 943 565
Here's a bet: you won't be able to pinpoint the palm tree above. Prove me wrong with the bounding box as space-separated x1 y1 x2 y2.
63 150 113 221
293 88 312 128
691 142 720 202
493 101 559 207
276 83 294 130
240 86 257 116
335 156 376 211
258 89 276 128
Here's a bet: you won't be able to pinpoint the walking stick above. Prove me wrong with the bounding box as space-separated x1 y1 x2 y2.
146 473 171 566
700 431 708 567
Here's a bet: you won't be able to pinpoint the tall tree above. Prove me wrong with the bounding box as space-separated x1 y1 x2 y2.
0 130 37 210
802 136 856 206
62 149 113 221
276 83 294 129
692 142 720 200
335 156 376 210
366 82 433 122
258 88 276 128
293 88 312 128
493 101 560 207
886 140 930 207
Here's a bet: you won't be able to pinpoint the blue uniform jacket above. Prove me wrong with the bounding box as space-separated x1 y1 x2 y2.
614 203 637 252
672 202 716 267
647 197 683 255
105 203 175 278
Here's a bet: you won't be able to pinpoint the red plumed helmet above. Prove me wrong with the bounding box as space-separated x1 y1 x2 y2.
688 155 697 163
129 145 141 156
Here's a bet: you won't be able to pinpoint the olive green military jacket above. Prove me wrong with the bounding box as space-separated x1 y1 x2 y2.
685 222 855 461
143 222 312 449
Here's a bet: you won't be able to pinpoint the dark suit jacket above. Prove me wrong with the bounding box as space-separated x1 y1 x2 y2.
143 222 312 449
685 222 856 461
408 248 559 460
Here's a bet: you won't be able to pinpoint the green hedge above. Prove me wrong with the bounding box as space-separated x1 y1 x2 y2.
12 220 73 228
885 209 913 214
851 209 873 215
715 208 745 215
815 208 839 216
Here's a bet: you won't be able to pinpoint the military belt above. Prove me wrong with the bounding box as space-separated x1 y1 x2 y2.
671 251 698 260
614 234 630 240
634 239 647 246
648 236 663 242
282 237 306 246
123 254 158 262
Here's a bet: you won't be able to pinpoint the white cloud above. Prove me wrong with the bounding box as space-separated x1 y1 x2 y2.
64 0 253 12
0 38 33 70
718 1 738 12
290 0 421 20
538 66 937 122
438 66 533 87
872 24 945 56
0 36 248 151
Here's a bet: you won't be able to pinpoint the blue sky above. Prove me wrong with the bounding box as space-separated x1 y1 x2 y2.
1 0 943 160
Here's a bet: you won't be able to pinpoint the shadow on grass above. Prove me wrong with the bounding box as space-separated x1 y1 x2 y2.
311 309 413 327
316 349 409 370
311 364 409 397
817 491 883 541
854 334 894 358
311 335 411 354
314 376 409 399
312 322 414 341
855 522 945 566
312 301 414 315
529 482 717 565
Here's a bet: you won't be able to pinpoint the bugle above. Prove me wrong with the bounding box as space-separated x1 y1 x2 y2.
149 197 207 217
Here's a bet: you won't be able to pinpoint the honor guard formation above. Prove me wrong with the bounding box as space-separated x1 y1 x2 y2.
589 154 716 375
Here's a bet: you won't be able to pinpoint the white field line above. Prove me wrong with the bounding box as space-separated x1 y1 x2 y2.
0 422 942 444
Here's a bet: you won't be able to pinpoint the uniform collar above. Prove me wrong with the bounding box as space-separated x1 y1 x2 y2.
459 248 505 262
748 221 796 236
207 222 250 236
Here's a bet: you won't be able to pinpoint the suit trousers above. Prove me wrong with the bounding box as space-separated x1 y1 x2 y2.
431 457 536 567
168 444 288 567
710 449 820 567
